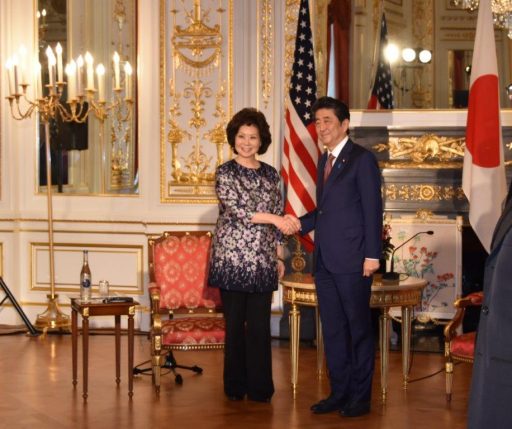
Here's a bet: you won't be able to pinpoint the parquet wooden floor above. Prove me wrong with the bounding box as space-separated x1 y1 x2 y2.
0 333 471 429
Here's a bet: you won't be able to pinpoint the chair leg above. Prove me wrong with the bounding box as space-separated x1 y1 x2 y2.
152 354 162 393
445 359 453 402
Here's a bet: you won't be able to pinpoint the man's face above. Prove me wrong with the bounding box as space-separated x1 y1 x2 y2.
314 108 349 151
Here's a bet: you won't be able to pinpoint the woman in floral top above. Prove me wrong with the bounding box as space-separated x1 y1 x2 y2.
208 108 295 403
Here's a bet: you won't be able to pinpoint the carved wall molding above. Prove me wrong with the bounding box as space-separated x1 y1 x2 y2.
374 133 465 168
284 0 300 106
160 0 233 203
258 0 273 108
384 184 465 202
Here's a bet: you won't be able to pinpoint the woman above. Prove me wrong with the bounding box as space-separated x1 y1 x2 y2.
208 108 293 403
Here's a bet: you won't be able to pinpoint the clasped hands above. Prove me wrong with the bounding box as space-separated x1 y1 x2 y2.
276 214 301 235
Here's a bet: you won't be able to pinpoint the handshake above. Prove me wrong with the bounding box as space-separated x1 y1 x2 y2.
276 214 301 236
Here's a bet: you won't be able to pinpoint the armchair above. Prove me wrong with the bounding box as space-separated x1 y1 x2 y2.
443 291 483 402
148 231 225 392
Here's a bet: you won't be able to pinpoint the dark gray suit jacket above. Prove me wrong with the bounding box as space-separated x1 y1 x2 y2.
468 186 512 428
299 140 382 273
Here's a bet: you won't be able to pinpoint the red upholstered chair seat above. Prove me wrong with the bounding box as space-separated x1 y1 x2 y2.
161 317 225 347
450 331 476 360
444 291 483 401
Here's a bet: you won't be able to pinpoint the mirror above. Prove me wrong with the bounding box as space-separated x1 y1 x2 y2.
36 0 138 195
344 1 512 109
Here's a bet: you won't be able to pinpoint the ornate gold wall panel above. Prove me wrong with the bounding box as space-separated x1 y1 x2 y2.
284 0 300 106
258 0 273 108
160 0 233 203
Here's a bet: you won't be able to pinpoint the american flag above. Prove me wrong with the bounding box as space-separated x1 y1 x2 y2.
367 13 394 109
282 0 320 252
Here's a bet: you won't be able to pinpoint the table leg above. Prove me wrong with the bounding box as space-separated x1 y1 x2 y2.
289 302 301 397
315 307 324 377
115 315 121 385
379 308 390 402
401 305 412 389
82 313 89 400
72 308 78 387
128 310 135 398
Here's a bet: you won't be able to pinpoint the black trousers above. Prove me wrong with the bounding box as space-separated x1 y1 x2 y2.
220 289 274 401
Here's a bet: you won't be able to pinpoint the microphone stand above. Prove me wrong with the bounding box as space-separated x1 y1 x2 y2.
382 230 434 285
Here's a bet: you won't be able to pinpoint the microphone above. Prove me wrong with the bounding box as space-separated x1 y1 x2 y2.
381 230 434 283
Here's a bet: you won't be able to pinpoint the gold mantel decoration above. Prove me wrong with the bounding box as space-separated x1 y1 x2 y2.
161 0 232 203
384 184 465 201
414 209 435 221
373 134 465 168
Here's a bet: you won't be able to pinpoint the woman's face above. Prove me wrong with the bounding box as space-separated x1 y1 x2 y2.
234 124 261 159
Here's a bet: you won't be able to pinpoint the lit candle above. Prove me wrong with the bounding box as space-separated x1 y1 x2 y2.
12 54 19 94
35 61 42 99
19 45 28 85
55 43 63 83
66 61 76 101
124 62 132 100
76 55 84 96
96 63 105 102
85 52 94 90
113 51 120 90
46 46 55 87
5 59 14 95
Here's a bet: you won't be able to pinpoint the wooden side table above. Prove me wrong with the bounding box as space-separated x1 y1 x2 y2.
71 298 139 399
281 273 427 401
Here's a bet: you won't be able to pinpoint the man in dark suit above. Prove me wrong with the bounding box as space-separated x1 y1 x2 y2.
291 97 382 417
468 182 512 428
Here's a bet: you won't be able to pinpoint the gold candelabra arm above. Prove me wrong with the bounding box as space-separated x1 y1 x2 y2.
86 90 134 123
5 94 38 120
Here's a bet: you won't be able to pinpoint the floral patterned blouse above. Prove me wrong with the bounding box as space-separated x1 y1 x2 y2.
208 159 283 293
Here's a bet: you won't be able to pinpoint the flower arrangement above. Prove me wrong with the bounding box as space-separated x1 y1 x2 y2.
375 221 395 276
382 222 395 261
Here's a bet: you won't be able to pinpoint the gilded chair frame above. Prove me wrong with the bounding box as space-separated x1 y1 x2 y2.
443 291 483 402
147 231 224 392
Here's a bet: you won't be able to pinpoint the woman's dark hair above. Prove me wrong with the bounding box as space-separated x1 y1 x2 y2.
311 96 350 123
226 108 272 155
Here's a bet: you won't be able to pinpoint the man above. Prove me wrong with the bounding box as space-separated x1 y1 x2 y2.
468 182 512 428
288 96 382 417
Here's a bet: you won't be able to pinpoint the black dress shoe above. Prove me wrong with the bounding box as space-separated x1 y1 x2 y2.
310 395 348 414
340 401 371 417
248 395 271 403
226 395 244 401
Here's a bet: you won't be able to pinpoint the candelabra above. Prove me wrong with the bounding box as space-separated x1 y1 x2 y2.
5 45 134 331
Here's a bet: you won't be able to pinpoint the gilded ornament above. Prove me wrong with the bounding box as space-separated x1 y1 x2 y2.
384 184 465 201
259 0 273 108
374 134 465 168
415 209 435 221
172 0 223 76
